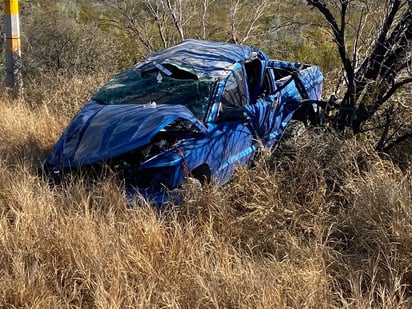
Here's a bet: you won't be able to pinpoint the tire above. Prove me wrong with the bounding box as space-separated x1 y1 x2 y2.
190 164 211 184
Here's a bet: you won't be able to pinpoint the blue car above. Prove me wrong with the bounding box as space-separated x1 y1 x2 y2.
43 39 323 205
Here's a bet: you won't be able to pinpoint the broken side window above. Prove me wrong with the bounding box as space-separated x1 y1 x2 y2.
244 58 262 103
220 68 247 112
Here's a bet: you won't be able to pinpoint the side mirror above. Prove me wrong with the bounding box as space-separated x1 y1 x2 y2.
215 107 250 123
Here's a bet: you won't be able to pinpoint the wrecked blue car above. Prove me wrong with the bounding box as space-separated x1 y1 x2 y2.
43 39 323 205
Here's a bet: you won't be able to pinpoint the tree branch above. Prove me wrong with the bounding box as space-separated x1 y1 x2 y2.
356 0 402 81
383 132 412 152
307 0 354 98
240 0 269 44
375 104 394 151
165 0 185 41
374 77 412 110
142 0 168 49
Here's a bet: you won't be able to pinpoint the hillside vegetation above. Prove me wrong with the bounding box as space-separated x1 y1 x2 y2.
0 0 411 307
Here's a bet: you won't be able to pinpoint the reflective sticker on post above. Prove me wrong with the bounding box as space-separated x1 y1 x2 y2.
6 37 20 52
3 0 19 15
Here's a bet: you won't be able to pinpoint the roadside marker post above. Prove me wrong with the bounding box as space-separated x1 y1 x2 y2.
3 0 22 96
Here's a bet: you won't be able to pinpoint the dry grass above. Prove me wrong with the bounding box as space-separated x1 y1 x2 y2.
0 77 411 308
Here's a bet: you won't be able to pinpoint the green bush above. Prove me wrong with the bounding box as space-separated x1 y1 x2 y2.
21 6 121 79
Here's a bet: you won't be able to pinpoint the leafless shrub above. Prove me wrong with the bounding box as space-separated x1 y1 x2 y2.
21 7 121 78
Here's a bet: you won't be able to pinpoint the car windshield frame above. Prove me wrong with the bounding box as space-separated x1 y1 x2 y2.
92 61 215 121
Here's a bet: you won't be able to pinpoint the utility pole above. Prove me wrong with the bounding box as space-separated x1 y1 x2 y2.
3 0 22 96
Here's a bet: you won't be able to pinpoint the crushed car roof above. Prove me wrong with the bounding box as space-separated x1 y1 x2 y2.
136 39 261 77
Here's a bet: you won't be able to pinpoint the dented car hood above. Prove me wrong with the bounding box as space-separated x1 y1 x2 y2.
46 100 206 167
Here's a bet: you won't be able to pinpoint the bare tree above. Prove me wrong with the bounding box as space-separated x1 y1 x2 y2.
163 0 187 41
306 0 412 150
97 0 275 56
228 0 270 44
201 0 216 39
98 0 157 54
97 0 195 55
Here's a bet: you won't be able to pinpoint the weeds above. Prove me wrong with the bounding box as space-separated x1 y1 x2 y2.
0 75 411 308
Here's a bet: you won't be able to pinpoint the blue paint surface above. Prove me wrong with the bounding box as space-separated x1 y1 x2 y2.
44 39 323 205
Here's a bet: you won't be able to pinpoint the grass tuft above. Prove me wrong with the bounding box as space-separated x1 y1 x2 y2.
0 78 411 308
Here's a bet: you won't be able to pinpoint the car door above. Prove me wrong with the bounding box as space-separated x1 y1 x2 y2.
205 67 256 186
244 67 279 146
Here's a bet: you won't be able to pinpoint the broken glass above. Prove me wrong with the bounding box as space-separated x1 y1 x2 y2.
92 62 214 120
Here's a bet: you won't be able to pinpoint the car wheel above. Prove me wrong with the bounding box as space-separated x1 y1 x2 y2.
190 164 211 184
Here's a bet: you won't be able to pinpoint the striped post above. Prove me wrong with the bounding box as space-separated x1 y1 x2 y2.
3 0 22 95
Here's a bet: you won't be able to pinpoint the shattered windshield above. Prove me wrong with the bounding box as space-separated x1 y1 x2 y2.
92 62 214 120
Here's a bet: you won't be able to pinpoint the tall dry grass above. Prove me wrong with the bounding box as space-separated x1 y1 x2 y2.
0 76 411 308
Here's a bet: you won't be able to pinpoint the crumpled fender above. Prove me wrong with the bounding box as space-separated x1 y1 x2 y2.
46 100 206 167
